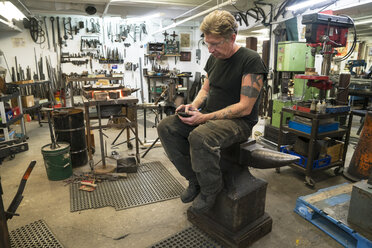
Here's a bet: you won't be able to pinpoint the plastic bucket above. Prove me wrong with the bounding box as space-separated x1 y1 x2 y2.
41 142 72 181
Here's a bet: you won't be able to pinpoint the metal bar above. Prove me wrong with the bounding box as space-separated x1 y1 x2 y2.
97 103 106 167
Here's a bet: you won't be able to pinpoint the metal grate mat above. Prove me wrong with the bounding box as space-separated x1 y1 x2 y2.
10 219 64 248
70 161 185 212
149 226 224 248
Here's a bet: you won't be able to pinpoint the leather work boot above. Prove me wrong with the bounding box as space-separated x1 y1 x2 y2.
191 187 222 213
180 181 200 203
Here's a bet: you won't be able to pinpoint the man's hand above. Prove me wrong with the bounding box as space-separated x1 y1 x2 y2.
177 109 205 126
176 104 197 113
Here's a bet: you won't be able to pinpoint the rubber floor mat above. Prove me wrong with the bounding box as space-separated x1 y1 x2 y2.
149 226 224 248
70 161 184 212
10 219 64 248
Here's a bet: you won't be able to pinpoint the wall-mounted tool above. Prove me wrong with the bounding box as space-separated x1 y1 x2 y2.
162 31 169 42
25 17 45 45
34 48 39 80
62 17 68 41
50 17 56 52
43 16 50 50
170 31 178 43
68 17 73 39
56 17 62 47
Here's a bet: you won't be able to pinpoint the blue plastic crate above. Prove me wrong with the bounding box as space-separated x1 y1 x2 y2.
280 146 331 169
288 120 339 134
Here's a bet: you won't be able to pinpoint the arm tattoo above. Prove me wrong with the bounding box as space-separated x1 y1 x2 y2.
241 73 263 98
241 85 260 98
250 74 263 88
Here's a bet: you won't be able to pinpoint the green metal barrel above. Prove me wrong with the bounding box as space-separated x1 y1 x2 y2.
41 142 72 181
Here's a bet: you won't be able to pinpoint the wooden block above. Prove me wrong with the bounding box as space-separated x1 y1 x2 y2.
14 80 34 85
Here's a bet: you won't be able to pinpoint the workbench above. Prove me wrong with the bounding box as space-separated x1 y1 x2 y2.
83 96 140 172
66 76 124 106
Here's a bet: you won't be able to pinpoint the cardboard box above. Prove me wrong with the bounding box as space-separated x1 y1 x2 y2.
21 95 35 107
327 141 344 163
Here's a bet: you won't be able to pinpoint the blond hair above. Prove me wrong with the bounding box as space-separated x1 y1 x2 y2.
200 10 238 39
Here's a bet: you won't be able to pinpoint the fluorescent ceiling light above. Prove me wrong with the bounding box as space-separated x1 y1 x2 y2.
126 13 163 23
0 1 26 21
287 0 329 11
236 35 247 40
354 19 372 25
251 28 268 34
151 0 234 35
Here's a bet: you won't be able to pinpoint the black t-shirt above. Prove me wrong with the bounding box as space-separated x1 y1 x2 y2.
203 47 268 126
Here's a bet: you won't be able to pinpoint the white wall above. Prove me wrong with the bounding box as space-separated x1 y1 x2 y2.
0 15 209 103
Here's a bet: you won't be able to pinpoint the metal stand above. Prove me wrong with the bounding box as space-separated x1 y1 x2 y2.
84 96 140 173
141 104 163 158
94 104 115 174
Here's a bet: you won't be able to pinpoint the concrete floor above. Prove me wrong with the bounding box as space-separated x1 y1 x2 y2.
0 111 363 248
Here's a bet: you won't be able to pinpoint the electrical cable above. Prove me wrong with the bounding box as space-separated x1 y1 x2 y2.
232 0 286 28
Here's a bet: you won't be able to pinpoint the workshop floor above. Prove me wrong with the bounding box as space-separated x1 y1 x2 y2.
0 111 363 248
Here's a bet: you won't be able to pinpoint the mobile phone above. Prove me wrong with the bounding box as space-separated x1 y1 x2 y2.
177 111 192 118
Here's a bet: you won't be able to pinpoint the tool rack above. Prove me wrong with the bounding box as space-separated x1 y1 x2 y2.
277 108 353 187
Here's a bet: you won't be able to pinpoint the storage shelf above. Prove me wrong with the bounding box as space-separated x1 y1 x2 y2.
0 114 24 128
24 101 52 112
7 80 51 87
281 125 347 139
278 107 352 187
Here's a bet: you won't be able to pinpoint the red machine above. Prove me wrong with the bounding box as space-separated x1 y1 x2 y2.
298 13 354 94
302 13 353 47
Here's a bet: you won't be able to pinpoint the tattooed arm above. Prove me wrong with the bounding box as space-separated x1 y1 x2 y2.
191 75 210 108
204 73 263 120
178 73 263 125
176 74 210 112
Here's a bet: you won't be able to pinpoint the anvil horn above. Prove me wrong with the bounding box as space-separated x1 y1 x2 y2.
239 140 299 169
248 148 299 169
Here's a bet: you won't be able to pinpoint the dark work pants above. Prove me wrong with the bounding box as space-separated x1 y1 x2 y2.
157 115 252 195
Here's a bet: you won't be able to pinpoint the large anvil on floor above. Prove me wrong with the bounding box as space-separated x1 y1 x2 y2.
187 139 299 248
